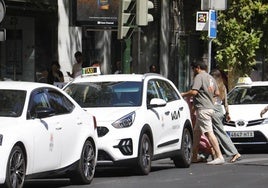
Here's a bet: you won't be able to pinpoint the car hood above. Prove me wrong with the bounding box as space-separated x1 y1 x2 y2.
84 107 140 122
229 104 268 121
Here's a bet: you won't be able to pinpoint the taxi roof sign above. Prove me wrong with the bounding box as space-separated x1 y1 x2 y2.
82 66 101 76
237 77 253 85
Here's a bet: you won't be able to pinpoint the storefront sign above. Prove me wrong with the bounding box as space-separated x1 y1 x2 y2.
73 0 119 28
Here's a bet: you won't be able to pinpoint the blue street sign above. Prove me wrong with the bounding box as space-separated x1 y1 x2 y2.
208 10 217 38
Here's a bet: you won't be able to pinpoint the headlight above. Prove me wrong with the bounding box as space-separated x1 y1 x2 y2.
112 112 136 128
262 118 268 125
0 134 3 146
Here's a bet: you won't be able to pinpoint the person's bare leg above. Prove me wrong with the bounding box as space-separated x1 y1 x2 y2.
205 131 223 158
205 131 225 164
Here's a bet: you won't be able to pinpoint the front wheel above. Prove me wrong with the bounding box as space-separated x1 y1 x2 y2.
135 134 152 175
4 146 26 188
70 140 96 185
173 128 192 168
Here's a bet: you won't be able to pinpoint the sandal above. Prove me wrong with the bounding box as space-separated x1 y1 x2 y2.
192 157 207 163
230 154 242 163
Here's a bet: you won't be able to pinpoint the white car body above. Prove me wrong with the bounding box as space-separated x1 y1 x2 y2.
63 70 193 174
0 81 98 187
223 80 268 149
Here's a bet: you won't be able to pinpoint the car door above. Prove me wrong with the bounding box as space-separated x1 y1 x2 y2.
46 89 80 167
27 89 62 173
146 79 169 154
154 79 184 150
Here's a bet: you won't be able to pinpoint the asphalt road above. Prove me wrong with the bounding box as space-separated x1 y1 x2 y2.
24 151 268 188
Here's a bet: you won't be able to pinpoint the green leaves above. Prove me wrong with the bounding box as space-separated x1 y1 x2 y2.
214 0 268 78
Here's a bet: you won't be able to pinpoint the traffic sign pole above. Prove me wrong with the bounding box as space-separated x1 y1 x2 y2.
208 10 217 38
207 9 217 72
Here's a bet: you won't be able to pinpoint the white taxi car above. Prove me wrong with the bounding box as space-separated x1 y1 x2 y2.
223 77 268 149
63 67 193 175
0 81 97 188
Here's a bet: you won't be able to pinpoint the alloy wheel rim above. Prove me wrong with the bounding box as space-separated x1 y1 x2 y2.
142 138 151 168
183 131 192 161
9 149 25 188
82 143 95 180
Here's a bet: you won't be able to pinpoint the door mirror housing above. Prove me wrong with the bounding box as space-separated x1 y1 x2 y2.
148 98 167 108
35 107 55 119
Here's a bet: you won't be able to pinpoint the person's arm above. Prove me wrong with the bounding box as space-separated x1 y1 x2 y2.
181 89 198 98
223 87 231 122
182 75 199 98
67 64 76 78
67 71 73 78
213 79 220 97
260 105 268 118
58 71 64 82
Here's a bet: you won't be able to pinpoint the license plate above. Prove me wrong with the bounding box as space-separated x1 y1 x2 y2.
228 131 254 138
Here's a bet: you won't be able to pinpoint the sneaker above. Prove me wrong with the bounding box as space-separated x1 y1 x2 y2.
207 157 225 165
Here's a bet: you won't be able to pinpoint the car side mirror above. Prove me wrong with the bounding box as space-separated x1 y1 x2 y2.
148 98 167 108
35 107 56 119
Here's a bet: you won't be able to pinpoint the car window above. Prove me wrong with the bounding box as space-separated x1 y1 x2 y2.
47 90 74 114
155 80 180 102
228 86 268 104
28 90 50 118
147 80 161 104
0 90 26 117
28 88 75 119
64 81 142 107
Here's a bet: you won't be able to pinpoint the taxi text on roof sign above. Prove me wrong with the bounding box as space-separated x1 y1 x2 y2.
82 66 101 76
237 77 253 85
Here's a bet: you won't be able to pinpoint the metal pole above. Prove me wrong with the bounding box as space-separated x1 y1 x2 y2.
137 27 141 71
208 38 212 72
122 38 131 74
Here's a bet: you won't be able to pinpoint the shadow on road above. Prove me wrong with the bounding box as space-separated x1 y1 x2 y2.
23 162 176 187
238 148 268 154
24 179 71 188
95 162 175 177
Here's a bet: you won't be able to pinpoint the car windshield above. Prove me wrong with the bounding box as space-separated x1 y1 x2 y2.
0 90 26 117
64 81 143 107
228 86 268 105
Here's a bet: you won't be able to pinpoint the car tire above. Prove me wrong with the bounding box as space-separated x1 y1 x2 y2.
70 140 96 185
136 134 152 175
4 145 26 188
173 128 192 168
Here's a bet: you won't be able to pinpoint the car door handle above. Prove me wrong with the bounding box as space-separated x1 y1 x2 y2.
77 122 83 125
56 127 62 130
165 111 170 115
179 107 183 111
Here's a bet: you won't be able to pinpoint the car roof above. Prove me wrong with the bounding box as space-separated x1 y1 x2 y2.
0 81 57 91
69 73 165 83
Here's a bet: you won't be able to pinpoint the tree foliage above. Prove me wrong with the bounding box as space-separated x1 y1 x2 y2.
214 0 268 85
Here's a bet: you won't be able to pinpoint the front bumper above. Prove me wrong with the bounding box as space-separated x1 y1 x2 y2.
224 119 268 147
96 124 141 165
0 148 9 184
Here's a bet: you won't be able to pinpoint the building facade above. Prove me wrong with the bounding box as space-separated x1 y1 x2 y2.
0 0 266 91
